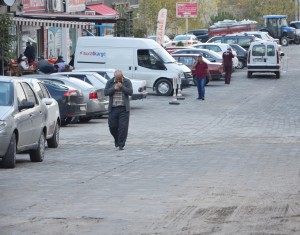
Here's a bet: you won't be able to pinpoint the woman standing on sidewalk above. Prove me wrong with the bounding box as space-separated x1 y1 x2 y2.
192 55 211 100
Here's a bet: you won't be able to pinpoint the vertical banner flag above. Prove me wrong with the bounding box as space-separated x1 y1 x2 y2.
156 8 167 46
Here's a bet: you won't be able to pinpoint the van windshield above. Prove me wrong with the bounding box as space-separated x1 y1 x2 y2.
153 48 176 63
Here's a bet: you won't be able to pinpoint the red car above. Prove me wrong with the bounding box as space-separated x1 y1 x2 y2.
172 53 224 85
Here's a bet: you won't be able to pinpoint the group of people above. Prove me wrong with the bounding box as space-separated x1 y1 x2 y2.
17 41 69 74
192 47 235 100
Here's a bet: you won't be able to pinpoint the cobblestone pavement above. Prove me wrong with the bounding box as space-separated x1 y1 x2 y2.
1 45 300 235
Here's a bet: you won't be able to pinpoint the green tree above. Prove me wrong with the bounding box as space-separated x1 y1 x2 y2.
0 14 16 75
209 11 237 25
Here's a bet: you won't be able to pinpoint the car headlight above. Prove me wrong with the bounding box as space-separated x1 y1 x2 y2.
0 120 7 132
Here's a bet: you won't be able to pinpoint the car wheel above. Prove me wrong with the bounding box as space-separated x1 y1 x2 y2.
155 79 173 96
2 133 16 168
247 71 252 78
29 131 45 162
47 122 59 148
294 36 300 45
79 117 92 123
281 37 289 46
236 60 245 69
275 71 280 79
61 117 72 126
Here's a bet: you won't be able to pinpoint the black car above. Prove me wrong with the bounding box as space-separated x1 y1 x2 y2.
229 44 248 69
187 29 209 42
41 81 87 126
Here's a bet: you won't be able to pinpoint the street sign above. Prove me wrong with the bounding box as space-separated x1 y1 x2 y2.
176 2 198 18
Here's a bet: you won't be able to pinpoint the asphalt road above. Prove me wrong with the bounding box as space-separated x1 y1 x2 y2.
1 45 300 235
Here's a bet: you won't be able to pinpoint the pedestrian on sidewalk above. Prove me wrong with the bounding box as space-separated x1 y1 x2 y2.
192 55 211 100
222 47 235 84
104 70 133 150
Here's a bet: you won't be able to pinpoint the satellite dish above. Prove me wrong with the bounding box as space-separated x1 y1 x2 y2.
0 0 16 7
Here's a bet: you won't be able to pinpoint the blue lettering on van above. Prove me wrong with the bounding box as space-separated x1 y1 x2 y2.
79 51 106 57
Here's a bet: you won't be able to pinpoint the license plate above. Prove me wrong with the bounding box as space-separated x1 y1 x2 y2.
254 58 263 62
80 106 86 111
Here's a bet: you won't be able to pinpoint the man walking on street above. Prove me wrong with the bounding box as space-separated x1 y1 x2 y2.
222 47 235 84
104 70 133 150
192 55 211 100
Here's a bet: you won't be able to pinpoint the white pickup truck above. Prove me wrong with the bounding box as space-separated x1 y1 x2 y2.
73 68 148 100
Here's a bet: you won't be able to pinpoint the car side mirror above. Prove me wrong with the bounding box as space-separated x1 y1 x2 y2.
280 52 285 56
42 98 53 105
19 101 34 111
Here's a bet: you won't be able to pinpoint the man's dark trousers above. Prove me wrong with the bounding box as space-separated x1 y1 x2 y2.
108 106 130 148
224 65 232 84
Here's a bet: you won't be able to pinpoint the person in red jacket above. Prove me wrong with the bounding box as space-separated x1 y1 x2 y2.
222 47 235 84
192 55 211 100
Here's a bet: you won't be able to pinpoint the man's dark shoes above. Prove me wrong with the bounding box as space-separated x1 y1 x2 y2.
119 146 124 150
115 142 119 148
197 97 201 100
202 97 205 100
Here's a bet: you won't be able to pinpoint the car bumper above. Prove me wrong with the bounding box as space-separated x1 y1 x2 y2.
66 103 87 117
248 65 280 71
131 92 148 100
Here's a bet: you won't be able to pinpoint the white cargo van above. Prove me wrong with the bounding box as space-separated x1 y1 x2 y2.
74 37 193 96
247 41 284 78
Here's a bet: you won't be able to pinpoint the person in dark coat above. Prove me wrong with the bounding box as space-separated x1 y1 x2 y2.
104 70 133 150
24 42 36 63
37 55 55 74
222 47 235 84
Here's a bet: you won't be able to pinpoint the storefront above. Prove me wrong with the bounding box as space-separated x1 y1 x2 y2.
12 0 118 63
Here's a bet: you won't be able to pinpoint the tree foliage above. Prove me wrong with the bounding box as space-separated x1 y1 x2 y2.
209 11 237 25
0 14 16 63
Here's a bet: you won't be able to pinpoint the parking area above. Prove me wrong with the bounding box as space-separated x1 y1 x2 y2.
0 45 300 234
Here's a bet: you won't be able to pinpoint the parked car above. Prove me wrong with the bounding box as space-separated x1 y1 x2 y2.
171 34 199 47
23 78 61 148
229 44 248 69
0 76 48 168
23 74 107 123
172 54 224 85
187 29 209 42
22 76 87 126
247 41 284 78
206 35 256 50
171 48 223 63
164 46 188 54
193 43 239 68
67 69 148 100
147 35 172 48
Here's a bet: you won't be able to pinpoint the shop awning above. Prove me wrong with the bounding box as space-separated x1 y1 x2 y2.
12 17 96 30
86 4 118 16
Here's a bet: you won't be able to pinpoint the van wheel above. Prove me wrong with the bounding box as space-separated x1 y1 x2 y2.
281 37 289 46
275 71 280 79
29 131 45 162
155 79 173 96
2 133 16 168
236 60 245 69
247 71 252 78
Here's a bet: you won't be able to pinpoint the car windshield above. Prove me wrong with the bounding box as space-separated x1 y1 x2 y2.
153 48 176 63
174 35 191 41
206 50 222 59
0 81 13 106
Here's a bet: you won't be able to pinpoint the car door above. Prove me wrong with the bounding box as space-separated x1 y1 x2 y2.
21 82 45 144
37 82 57 137
15 82 34 148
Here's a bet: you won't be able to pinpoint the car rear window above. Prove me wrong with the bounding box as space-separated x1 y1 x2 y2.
252 45 266 56
0 81 13 106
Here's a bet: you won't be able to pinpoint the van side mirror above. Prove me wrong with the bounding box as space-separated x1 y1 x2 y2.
280 52 285 56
